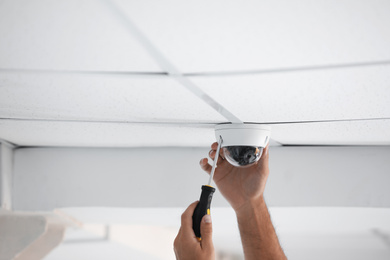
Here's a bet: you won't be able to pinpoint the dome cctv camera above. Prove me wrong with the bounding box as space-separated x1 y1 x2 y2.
192 124 270 239
215 124 271 168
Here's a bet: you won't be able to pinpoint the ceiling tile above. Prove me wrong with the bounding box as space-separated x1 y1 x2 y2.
271 119 390 145
0 0 161 72
0 73 225 123
192 65 390 123
0 120 216 147
113 0 390 72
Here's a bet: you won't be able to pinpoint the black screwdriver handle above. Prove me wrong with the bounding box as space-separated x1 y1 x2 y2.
192 185 216 240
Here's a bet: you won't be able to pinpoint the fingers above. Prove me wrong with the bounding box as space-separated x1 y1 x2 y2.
210 142 225 159
174 201 199 257
211 142 218 150
256 145 270 173
199 142 225 175
200 214 213 251
209 142 225 167
262 145 269 161
180 201 198 236
209 149 225 162
199 155 223 175
199 158 212 175
173 227 181 254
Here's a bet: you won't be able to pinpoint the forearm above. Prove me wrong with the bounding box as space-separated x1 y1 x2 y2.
236 197 287 260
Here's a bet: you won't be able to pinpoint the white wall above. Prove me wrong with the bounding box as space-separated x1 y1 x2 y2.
0 142 13 210
12 146 390 211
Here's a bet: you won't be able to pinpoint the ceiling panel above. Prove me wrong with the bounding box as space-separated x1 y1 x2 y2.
0 0 161 72
0 121 282 147
271 119 390 145
113 0 390 73
0 73 225 123
0 120 216 147
192 65 390 123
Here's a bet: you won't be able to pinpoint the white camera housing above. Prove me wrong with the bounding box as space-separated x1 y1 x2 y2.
215 124 271 167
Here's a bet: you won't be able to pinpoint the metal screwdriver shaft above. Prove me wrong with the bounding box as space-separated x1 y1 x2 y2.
192 136 222 240
208 136 223 186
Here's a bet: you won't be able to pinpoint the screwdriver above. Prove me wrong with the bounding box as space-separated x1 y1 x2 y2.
192 136 223 241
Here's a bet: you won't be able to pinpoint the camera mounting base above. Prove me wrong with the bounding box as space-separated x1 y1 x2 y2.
215 123 271 148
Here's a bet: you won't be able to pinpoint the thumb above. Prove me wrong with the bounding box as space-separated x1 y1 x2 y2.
257 145 269 172
200 214 213 251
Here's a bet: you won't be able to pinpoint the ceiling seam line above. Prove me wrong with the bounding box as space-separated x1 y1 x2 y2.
2 59 390 77
0 117 220 126
0 68 168 77
2 117 390 124
245 117 390 125
100 0 242 124
183 60 390 77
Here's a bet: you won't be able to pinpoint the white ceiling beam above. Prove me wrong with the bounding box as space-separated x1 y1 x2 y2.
100 0 242 123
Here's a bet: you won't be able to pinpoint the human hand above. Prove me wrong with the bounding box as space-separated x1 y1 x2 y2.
200 143 270 213
173 201 215 260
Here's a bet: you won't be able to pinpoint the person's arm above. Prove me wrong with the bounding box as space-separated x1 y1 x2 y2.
173 201 215 260
200 144 287 260
236 197 287 260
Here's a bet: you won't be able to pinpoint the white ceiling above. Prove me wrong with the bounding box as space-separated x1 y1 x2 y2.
1 1 389 259
271 119 390 145
0 73 225 123
0 120 216 147
192 65 390 123
0 0 389 147
113 0 390 72
0 0 161 72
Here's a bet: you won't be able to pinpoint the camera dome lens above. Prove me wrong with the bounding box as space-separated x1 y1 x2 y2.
223 146 263 168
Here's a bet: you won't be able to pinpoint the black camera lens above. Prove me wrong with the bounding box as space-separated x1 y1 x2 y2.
223 146 263 167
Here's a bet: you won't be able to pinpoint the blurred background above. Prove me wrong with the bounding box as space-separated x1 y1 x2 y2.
0 0 390 259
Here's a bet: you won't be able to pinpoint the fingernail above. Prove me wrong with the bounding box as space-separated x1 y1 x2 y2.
203 215 212 223
199 159 204 165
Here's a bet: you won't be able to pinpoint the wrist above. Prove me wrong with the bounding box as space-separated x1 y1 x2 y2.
234 195 265 218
